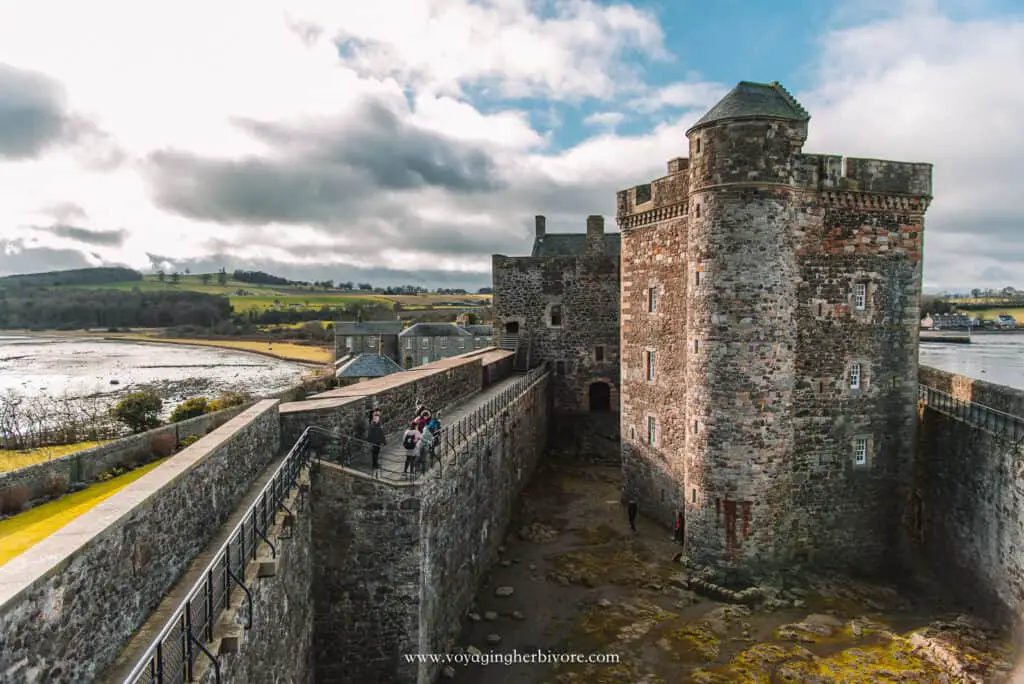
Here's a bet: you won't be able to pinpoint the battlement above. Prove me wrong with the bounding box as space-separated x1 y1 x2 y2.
800 154 933 197
616 157 690 223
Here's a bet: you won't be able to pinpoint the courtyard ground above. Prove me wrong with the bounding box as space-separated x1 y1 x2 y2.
446 463 1018 683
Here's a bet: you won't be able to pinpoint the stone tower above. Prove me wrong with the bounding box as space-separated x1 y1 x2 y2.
617 81 932 577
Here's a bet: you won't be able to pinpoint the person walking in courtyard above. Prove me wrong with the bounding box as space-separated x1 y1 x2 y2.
402 421 420 476
674 511 684 544
367 412 386 479
627 499 638 533
414 408 431 432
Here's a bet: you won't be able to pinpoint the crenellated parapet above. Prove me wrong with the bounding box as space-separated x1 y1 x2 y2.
616 157 690 228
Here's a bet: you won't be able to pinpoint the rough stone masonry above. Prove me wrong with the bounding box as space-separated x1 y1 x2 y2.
616 80 932 578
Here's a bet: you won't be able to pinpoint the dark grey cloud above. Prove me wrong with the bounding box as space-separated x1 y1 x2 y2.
0 63 72 159
0 239 97 276
145 95 504 227
37 224 127 247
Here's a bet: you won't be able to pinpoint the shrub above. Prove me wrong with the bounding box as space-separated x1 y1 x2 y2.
42 472 69 498
0 485 29 515
170 397 208 423
150 432 177 458
111 390 163 433
177 435 201 450
206 390 252 413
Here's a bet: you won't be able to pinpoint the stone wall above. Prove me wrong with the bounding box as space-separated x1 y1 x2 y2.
492 217 620 414
279 356 485 449
0 400 281 684
617 110 931 577
915 366 1024 631
0 403 251 513
197 472 315 684
548 412 620 465
311 464 421 684
309 372 549 684
416 373 548 684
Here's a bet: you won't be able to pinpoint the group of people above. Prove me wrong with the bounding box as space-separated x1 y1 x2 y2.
402 406 442 477
364 405 443 478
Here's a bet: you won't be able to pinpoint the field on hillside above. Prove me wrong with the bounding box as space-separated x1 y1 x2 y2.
68 274 490 313
959 307 1024 321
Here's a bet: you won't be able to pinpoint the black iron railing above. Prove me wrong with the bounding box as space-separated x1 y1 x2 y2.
918 384 1024 444
434 366 546 466
122 428 316 684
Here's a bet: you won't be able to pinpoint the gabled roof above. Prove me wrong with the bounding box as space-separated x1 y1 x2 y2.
399 323 473 338
461 324 493 336
531 233 621 258
336 353 405 378
687 81 809 134
334 321 403 335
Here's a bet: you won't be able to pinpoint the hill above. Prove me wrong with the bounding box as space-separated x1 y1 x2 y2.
0 267 142 288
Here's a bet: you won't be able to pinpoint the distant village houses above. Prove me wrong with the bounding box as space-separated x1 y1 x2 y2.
333 320 494 370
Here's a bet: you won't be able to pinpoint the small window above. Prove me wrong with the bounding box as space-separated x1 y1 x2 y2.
817 302 823 316
693 420 698 434
550 305 563 327
647 416 657 445
555 361 566 376
691 488 696 503
695 138 701 154
854 283 867 311
595 346 605 362
850 363 861 390
854 438 868 465
646 350 656 381
421 338 430 348
693 339 699 354
440 337 448 348
345 336 354 349
695 204 701 218
648 287 658 313
406 338 413 349
695 270 701 287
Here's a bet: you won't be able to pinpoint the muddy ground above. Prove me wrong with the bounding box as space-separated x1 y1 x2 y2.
446 464 1018 683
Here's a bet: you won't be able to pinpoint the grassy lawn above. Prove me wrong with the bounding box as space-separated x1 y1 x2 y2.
228 293 391 312
0 457 168 566
0 441 110 473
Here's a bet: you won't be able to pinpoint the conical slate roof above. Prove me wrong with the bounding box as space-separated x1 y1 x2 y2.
687 81 809 134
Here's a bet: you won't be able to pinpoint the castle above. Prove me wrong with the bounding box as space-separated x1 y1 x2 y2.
495 80 933 576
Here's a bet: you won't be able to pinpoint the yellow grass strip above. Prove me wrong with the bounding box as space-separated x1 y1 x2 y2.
0 441 110 473
0 457 169 566
101 333 332 364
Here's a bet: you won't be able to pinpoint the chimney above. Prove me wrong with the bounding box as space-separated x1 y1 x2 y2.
586 215 605 256
535 215 546 238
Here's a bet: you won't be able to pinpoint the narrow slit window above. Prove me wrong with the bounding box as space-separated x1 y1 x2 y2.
647 416 657 445
692 489 696 503
595 346 605 362
695 270 701 287
693 339 700 354
648 287 658 312
695 204 701 218
850 363 861 390
550 304 563 327
696 138 701 154
646 350 656 381
555 361 566 376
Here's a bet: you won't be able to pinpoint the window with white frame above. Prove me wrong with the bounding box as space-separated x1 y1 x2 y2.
440 337 447 348
647 416 657 445
646 350 656 381
854 438 868 465
421 338 430 348
345 336 354 349
850 363 862 390
854 283 868 311
406 338 413 349
648 287 658 312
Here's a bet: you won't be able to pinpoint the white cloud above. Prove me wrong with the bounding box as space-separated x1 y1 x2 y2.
0 0 1020 291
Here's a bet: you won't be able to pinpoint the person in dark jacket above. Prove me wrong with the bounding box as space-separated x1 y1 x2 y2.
367 413 386 478
627 500 638 533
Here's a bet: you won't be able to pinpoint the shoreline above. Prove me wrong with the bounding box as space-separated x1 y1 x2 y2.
2 329 330 367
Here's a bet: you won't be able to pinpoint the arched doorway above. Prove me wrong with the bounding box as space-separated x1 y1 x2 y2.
504 321 520 334
589 382 611 412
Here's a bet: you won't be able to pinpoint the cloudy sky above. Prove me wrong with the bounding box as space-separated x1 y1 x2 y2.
0 0 1020 291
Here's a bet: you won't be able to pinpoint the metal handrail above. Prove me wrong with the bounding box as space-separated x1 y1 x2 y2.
918 384 1024 443
122 428 317 684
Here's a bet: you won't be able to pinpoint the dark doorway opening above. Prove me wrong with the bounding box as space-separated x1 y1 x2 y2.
589 382 611 412
504 321 520 334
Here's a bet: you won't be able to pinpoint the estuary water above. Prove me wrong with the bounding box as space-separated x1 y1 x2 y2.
918 333 1024 392
0 334 309 406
